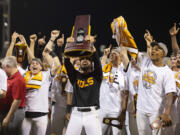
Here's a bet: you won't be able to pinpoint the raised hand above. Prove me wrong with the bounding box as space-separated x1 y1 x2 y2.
19 34 27 45
169 23 180 37
85 35 97 44
104 44 112 56
11 32 19 43
144 29 154 43
30 34 37 43
57 34 64 47
66 36 75 43
51 30 60 41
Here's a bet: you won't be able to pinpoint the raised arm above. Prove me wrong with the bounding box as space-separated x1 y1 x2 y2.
169 23 180 55
19 35 35 63
64 36 79 84
6 32 19 57
55 34 64 63
92 47 103 80
29 34 37 57
42 30 60 66
43 30 60 54
119 46 129 70
101 44 111 65
144 29 154 57
64 57 78 84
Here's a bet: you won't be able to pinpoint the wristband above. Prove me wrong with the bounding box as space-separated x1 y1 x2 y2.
49 51 57 58
50 39 54 42
66 105 72 113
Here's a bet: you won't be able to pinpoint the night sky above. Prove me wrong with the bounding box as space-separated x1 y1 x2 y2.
9 0 180 56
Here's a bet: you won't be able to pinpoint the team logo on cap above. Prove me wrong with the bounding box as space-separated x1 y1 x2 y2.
142 70 157 89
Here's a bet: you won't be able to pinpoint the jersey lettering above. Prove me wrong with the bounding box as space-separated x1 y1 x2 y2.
77 77 94 88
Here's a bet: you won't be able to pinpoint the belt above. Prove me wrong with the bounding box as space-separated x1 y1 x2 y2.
77 106 99 112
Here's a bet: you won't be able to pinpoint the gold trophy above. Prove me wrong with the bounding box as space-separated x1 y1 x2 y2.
15 43 27 63
64 15 93 58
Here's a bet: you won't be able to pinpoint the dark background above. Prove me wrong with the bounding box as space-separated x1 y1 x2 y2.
5 0 180 56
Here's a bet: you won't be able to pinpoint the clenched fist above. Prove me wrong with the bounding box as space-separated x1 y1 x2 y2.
51 30 60 41
11 32 19 43
30 34 37 42
57 34 64 47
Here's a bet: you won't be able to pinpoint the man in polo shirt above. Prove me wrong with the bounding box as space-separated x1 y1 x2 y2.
0 56 26 135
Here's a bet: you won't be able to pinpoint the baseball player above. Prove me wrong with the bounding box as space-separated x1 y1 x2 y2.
20 30 60 135
169 23 180 135
64 38 103 135
134 40 176 135
100 46 129 135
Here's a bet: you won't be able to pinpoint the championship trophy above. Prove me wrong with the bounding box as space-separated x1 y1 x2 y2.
15 43 27 63
64 15 94 57
103 117 124 129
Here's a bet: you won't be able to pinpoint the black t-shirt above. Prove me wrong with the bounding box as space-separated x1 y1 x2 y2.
65 52 102 107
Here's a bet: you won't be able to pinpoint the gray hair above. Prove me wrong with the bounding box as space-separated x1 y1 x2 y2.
2 56 17 68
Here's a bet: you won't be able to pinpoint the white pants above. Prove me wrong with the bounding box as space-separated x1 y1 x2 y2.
99 109 125 135
65 107 102 135
21 115 48 135
136 110 164 135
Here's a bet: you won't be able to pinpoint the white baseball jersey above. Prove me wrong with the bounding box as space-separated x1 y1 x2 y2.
0 68 7 91
100 64 127 113
19 67 52 113
137 53 177 114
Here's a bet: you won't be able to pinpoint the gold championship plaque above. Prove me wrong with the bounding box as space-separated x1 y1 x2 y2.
64 15 93 57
